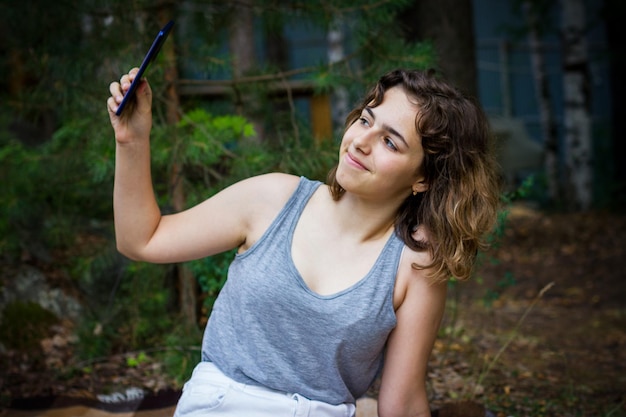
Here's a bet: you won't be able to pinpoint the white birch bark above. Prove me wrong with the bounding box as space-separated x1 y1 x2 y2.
328 18 349 131
561 0 593 210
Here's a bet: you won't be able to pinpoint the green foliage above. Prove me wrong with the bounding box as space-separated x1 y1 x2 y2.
121 263 175 347
176 109 254 167
73 259 176 361
502 175 538 205
187 251 235 311
0 104 114 260
482 271 517 307
126 351 149 367
75 319 114 361
0 139 39 254
0 301 58 352
468 176 537 306
157 328 202 387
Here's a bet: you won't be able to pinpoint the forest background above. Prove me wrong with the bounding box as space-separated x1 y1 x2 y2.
0 1 624 416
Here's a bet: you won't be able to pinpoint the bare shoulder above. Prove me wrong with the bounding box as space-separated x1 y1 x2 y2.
393 228 447 310
228 172 302 221
229 172 302 251
233 172 301 203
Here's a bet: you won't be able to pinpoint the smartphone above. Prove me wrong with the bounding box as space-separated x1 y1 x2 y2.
115 20 175 116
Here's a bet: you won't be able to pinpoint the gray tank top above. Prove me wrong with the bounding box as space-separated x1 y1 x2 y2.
201 176 404 404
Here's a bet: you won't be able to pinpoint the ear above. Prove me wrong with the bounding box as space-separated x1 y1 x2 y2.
411 178 428 195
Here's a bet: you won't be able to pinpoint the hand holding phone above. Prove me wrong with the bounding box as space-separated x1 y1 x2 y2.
115 20 174 116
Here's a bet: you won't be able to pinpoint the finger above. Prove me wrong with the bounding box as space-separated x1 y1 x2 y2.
120 74 132 92
107 96 119 115
126 67 140 85
120 67 141 93
134 79 152 114
109 81 123 103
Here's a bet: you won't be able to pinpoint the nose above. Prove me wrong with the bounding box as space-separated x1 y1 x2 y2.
352 130 375 154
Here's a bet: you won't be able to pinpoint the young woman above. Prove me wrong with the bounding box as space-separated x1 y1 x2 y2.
107 68 501 417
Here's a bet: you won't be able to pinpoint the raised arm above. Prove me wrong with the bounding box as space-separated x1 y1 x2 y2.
107 68 164 260
378 250 448 417
107 69 298 264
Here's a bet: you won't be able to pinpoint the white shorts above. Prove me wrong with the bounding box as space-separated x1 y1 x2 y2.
173 362 356 417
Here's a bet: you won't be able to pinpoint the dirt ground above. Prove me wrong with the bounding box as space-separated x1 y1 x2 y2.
426 204 626 416
1 204 625 417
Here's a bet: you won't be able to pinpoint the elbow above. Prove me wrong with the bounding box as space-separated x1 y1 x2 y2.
116 244 139 261
115 239 145 262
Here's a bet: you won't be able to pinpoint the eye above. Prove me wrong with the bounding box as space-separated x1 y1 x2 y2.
358 117 370 127
383 137 398 151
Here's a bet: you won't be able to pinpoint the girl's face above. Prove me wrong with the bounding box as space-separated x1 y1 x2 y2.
336 86 428 202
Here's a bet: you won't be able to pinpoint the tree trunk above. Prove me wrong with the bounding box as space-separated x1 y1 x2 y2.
158 9 198 327
401 0 478 97
560 0 593 210
523 1 560 203
603 0 626 204
229 0 264 142
328 18 349 133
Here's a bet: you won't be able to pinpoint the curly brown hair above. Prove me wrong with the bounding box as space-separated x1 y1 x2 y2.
327 69 502 282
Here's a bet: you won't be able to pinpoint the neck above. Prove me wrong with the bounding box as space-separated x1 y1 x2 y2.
329 190 400 243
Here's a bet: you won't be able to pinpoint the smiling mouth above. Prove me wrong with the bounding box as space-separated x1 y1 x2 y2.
344 152 368 171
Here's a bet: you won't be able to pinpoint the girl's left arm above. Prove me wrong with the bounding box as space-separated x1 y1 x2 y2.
377 256 448 417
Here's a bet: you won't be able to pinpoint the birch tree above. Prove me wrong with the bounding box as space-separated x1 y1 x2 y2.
560 0 593 210
328 18 349 131
523 0 560 203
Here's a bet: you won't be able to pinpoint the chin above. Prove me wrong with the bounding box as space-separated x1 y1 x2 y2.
334 168 348 188
335 169 358 193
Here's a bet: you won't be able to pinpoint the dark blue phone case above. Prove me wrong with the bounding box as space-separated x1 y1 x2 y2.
115 20 174 116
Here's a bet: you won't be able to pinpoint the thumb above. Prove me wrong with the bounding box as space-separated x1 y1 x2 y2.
134 78 153 115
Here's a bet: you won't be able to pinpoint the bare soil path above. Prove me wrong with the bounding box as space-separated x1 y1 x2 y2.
428 206 626 416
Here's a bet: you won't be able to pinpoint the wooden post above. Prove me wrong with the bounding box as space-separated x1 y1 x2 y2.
311 94 332 143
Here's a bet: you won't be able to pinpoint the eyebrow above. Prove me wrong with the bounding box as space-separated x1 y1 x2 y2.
365 107 409 147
